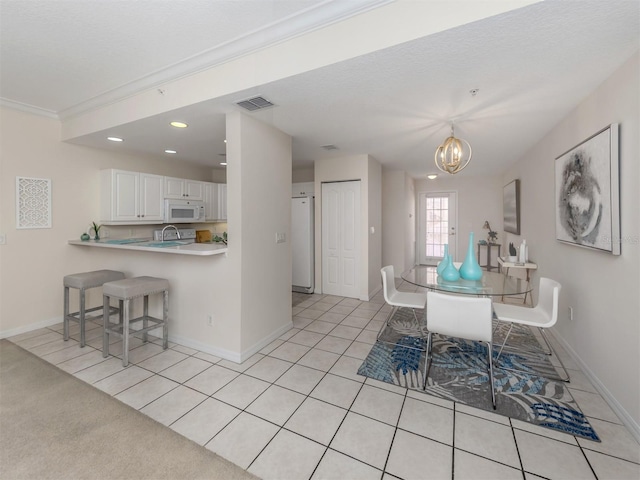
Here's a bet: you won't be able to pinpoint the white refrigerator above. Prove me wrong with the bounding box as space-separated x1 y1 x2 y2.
292 196 314 293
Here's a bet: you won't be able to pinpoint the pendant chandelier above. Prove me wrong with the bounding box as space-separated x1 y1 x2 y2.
434 123 472 174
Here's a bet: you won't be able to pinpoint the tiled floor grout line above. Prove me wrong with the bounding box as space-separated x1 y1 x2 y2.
243 314 370 477
8 292 639 480
287 293 390 478
382 391 409 476
508 418 526 479
451 402 457 479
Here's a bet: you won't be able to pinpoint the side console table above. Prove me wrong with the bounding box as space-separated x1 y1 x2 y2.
477 243 501 271
497 257 538 305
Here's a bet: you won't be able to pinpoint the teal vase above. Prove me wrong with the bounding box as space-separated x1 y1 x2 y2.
441 254 460 282
436 244 449 275
460 232 483 280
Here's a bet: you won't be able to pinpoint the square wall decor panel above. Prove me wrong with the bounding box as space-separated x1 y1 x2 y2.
16 177 52 229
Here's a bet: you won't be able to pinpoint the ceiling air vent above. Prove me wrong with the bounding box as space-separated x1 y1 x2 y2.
321 144 338 151
236 96 274 111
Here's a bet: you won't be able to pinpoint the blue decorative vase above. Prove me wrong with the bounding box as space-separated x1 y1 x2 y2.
441 254 460 282
459 232 483 280
436 244 449 275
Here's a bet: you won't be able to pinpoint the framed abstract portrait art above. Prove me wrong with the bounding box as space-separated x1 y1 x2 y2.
555 123 620 255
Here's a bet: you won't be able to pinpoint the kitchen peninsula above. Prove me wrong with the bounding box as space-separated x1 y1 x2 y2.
67 229 289 364
69 238 227 256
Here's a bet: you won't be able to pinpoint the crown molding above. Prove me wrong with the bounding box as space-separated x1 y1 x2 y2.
58 0 392 120
1 98 59 120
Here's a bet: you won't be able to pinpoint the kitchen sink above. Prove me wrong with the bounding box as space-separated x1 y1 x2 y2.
103 238 150 245
142 241 192 248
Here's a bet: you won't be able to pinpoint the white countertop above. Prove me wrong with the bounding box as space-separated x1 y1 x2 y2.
68 239 227 256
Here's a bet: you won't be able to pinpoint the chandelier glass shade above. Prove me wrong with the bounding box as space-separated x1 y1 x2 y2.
434 124 472 174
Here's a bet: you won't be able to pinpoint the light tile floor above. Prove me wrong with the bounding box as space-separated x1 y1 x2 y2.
7 284 640 480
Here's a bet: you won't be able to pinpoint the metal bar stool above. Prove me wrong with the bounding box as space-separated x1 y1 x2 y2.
102 276 169 367
63 270 126 347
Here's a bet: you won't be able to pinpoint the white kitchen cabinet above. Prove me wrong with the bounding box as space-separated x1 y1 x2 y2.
292 182 314 197
217 183 227 221
203 182 218 221
100 169 164 224
164 177 204 200
203 182 227 221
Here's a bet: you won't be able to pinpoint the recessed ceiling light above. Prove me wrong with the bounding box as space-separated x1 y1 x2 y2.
164 149 177 154
170 121 188 128
223 139 227 143
427 174 438 180
107 136 123 142
220 162 227 166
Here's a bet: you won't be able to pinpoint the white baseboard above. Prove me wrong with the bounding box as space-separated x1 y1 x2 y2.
169 320 294 364
2 314 294 367
0 316 62 340
367 284 382 302
550 327 640 443
239 321 294 363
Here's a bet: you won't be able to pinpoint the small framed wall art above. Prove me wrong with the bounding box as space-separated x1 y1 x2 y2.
503 179 520 235
16 176 52 229
555 123 620 255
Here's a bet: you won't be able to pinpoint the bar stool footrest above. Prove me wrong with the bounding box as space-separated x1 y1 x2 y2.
66 305 119 322
104 315 165 337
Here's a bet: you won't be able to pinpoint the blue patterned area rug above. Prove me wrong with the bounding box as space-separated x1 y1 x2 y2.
358 307 600 442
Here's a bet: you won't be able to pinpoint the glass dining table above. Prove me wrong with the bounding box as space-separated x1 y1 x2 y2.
401 265 532 299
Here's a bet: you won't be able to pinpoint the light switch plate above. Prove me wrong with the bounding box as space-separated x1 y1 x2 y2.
276 232 286 243
0 234 6 245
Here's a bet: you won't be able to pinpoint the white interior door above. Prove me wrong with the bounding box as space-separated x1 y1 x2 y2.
418 192 457 265
322 181 361 298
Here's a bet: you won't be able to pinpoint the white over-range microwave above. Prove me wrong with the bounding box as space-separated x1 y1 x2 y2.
164 199 206 223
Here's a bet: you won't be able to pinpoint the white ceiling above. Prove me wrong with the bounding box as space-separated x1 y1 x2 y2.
1 0 638 178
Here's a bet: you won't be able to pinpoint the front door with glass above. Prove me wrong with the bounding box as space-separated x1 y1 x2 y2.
418 192 457 265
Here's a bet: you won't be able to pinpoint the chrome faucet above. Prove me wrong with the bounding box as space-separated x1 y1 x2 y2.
161 225 181 242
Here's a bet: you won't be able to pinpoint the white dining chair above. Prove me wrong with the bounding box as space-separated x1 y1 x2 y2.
423 291 496 409
492 277 569 382
381 265 428 323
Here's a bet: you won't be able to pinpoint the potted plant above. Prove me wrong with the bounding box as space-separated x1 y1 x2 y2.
213 232 227 245
91 221 102 240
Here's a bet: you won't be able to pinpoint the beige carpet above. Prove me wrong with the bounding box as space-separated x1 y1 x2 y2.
0 339 259 480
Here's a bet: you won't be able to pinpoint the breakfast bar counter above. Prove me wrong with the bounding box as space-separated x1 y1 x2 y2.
68 239 227 256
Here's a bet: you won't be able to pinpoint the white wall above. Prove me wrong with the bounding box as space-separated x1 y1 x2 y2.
382 170 406 274
382 169 416 276
226 112 293 354
404 173 416 272
367 157 382 297
414 174 504 262
0 107 213 333
292 168 314 183
314 154 381 300
503 52 640 436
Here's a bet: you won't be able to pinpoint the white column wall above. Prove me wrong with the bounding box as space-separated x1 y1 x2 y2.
226 112 293 355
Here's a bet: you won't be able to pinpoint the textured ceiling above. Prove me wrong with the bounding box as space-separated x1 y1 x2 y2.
1 0 639 178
